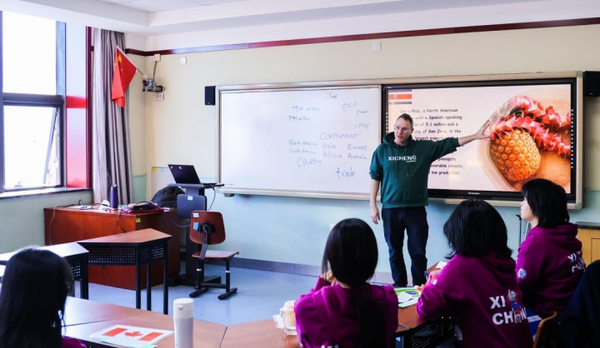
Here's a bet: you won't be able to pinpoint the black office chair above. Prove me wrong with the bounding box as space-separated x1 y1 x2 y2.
554 260 600 348
533 311 557 348
188 210 239 300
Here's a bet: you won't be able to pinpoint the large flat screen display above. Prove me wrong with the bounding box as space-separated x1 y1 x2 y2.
384 76 582 208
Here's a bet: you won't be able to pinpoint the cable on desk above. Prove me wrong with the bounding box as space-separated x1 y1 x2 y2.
171 218 190 228
114 209 126 234
47 204 76 245
207 187 217 211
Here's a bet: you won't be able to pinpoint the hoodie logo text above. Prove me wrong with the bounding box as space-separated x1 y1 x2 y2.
388 155 416 163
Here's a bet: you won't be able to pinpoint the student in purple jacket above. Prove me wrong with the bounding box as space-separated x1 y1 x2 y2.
0 248 86 348
295 218 399 348
416 199 532 348
517 179 585 319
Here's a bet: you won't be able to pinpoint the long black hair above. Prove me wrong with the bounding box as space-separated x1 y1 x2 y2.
0 248 73 348
321 218 386 348
443 199 512 259
522 178 570 228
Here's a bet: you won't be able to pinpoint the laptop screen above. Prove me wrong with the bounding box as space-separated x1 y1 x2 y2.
168 164 201 184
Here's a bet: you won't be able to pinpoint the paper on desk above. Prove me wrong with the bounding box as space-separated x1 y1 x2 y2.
399 297 419 308
272 314 284 329
397 292 414 303
395 288 421 308
436 261 447 269
90 325 172 348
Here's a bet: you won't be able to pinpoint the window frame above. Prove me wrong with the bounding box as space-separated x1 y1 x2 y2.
0 12 67 194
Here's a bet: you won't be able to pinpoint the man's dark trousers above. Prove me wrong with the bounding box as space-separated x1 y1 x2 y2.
382 206 428 286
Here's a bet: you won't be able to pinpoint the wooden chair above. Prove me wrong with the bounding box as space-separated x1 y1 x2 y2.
533 311 557 348
188 210 239 300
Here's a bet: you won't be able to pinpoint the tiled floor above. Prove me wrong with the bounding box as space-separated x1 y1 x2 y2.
76 264 318 325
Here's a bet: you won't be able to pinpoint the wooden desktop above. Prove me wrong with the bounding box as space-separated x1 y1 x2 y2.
64 297 226 348
44 207 184 290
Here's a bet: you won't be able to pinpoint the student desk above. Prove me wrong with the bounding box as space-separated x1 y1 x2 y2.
77 229 171 314
395 263 454 348
64 296 141 326
219 263 452 348
219 305 450 348
0 242 89 299
64 297 227 348
44 206 183 290
221 319 299 348
396 304 454 348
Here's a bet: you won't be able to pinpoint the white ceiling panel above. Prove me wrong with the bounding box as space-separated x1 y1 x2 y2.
3 0 600 44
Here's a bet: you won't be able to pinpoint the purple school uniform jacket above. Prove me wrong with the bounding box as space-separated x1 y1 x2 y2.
295 277 398 348
516 223 585 318
417 253 532 348
63 337 85 348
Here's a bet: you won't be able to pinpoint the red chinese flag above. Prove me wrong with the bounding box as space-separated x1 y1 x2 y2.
111 50 137 108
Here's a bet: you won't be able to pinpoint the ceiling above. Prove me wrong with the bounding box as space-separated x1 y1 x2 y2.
1 0 600 50
94 0 249 12
1 0 599 35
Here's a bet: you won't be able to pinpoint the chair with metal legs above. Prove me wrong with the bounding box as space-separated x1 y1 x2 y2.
188 210 239 300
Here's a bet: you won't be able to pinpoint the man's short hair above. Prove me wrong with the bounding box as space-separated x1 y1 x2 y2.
396 113 413 128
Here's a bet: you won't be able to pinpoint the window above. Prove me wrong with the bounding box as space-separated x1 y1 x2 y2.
0 11 65 193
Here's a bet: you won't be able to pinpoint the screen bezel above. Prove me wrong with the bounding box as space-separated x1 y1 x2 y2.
382 76 582 208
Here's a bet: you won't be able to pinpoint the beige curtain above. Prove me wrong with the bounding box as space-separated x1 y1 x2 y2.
91 29 134 205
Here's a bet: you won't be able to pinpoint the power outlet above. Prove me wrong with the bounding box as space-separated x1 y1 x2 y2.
154 92 164 101
372 42 382 51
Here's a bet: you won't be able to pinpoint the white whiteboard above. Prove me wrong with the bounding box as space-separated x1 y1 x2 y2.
219 86 381 199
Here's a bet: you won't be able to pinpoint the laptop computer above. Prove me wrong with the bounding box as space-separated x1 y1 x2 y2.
168 164 219 186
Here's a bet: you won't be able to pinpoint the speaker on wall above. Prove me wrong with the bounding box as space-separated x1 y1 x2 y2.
205 86 216 105
583 71 600 97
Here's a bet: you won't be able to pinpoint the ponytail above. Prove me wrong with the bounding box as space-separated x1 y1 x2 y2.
354 286 386 348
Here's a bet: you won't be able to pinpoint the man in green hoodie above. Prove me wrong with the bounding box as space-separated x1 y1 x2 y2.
369 113 489 287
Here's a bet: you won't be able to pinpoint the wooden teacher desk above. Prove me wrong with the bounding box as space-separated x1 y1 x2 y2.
44 206 183 290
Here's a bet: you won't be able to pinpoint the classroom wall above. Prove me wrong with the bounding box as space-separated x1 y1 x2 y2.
134 24 600 277
0 191 92 253
129 54 148 202
2 24 598 273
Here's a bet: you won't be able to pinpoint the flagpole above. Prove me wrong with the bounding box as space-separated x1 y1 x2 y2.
115 46 146 78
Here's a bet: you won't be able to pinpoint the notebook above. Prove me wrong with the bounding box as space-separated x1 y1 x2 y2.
168 164 218 186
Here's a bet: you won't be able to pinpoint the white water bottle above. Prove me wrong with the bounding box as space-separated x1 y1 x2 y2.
173 298 194 348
